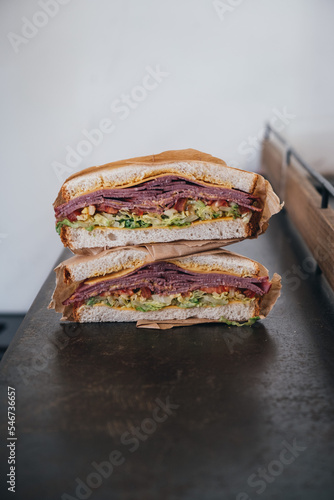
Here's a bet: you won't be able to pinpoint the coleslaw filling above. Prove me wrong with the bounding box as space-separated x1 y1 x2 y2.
56 199 253 233
84 287 257 312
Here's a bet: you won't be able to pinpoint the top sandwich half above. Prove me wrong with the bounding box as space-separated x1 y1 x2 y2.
54 149 282 253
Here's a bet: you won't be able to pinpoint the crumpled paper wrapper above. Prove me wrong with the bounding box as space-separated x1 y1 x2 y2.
252 175 283 237
74 238 243 257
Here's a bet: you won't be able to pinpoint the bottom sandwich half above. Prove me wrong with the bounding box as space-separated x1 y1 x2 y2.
49 245 281 326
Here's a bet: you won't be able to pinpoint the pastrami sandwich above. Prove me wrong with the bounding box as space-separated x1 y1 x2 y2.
54 149 282 253
49 247 281 325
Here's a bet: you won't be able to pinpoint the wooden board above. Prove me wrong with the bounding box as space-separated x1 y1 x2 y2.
261 138 334 290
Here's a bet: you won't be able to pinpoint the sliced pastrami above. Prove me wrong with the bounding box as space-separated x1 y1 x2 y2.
63 261 271 306
55 175 261 219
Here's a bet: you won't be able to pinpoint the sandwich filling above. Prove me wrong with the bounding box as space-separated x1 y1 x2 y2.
55 175 261 233
63 261 271 312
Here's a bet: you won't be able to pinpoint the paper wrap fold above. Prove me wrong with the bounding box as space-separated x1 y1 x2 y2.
252 175 283 238
72 237 243 256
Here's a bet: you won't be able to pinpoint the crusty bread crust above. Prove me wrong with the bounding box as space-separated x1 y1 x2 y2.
54 149 258 206
60 218 253 251
73 300 260 323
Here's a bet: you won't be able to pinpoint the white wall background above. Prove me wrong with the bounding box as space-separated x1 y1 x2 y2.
1 0 334 313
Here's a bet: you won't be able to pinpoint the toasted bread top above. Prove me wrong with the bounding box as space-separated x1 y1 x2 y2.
54 149 258 206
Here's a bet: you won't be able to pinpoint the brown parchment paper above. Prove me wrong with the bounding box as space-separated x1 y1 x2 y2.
252 175 284 237
73 238 243 257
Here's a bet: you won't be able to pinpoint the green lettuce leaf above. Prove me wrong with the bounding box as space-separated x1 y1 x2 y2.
134 302 166 312
219 316 260 326
86 296 102 307
83 289 255 312
56 219 95 234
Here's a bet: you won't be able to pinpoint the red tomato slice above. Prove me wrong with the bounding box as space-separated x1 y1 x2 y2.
67 210 82 222
140 287 152 299
216 199 229 207
98 204 118 214
211 200 228 211
174 198 188 212
119 288 135 296
133 208 145 216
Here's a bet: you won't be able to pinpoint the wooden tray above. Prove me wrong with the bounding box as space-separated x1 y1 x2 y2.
261 131 334 290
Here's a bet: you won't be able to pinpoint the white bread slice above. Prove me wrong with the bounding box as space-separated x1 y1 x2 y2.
62 247 260 284
55 149 258 205
61 218 252 251
170 253 259 276
63 247 148 283
74 301 259 323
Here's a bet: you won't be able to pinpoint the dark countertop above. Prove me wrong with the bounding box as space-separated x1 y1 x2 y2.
1 211 334 500
0 315 24 360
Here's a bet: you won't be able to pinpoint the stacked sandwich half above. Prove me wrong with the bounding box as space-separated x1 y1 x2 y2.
49 149 282 327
